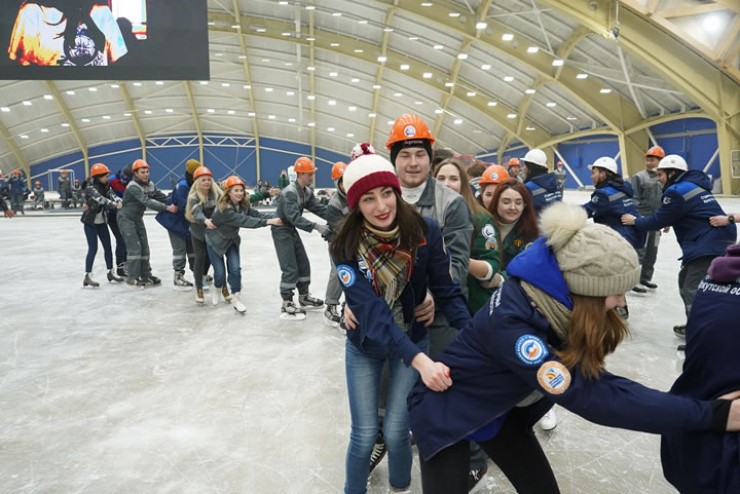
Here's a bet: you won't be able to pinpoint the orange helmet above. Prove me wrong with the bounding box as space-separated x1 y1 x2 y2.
223 175 246 189
506 157 520 167
331 161 347 181
646 145 665 159
61 169 69 175
193 166 213 180
294 156 317 173
90 163 110 177
479 165 510 186
132 159 149 171
385 113 436 149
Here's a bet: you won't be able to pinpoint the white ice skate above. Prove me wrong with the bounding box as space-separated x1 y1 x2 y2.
280 300 306 320
231 293 246 314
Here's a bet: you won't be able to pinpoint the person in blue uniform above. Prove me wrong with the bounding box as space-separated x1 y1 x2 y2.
520 148 562 215
661 243 740 493
583 156 646 301
621 154 736 338
408 202 740 494
331 154 470 494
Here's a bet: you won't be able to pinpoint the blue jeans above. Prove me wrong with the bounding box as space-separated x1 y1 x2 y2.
206 243 241 293
344 336 427 494
84 223 113 272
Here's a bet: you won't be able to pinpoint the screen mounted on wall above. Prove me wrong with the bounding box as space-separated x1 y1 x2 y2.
0 0 209 80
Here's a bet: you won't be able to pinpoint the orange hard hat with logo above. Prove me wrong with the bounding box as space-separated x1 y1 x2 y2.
90 163 110 177
385 113 436 149
331 161 347 181
294 156 317 173
645 146 665 159
479 165 510 185
506 157 520 167
223 175 246 189
193 166 213 180
132 159 149 171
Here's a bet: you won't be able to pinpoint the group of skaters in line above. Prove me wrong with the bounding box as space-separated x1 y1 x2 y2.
2 112 739 493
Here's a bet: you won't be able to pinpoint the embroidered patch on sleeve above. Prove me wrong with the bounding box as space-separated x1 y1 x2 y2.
536 361 572 395
336 265 356 287
515 334 548 365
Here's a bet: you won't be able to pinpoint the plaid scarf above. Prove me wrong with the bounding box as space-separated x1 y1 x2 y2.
358 221 414 306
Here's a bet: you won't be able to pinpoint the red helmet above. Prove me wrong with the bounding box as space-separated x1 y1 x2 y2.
331 162 347 180
193 166 213 180
646 145 665 159
479 165 510 185
386 113 435 149
223 175 246 189
90 163 110 177
132 159 149 171
294 157 317 173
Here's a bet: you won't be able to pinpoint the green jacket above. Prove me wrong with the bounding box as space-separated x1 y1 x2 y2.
466 211 501 313
499 224 534 271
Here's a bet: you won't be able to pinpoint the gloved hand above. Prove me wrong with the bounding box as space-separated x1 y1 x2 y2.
314 223 330 236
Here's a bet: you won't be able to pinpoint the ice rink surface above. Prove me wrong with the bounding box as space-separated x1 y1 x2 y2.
1 191 738 493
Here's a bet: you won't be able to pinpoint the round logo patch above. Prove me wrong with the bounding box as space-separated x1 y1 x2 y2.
403 125 417 138
336 265 356 287
536 361 572 395
482 224 496 239
515 335 548 365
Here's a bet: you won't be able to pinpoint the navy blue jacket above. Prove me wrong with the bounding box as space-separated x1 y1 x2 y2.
583 178 646 249
333 217 470 366
8 176 26 195
525 173 562 215
661 275 740 493
409 237 721 461
634 170 736 264
155 178 191 239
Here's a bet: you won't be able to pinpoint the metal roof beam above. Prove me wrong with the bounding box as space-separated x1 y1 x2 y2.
44 81 89 177
183 82 204 164
118 82 146 157
0 119 30 180
369 3 398 147
232 0 262 178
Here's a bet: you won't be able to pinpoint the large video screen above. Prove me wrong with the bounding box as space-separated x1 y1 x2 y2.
0 0 209 80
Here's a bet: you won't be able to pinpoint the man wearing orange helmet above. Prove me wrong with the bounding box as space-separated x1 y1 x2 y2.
324 159 350 326
630 145 667 292
31 180 45 210
271 156 330 319
118 159 178 287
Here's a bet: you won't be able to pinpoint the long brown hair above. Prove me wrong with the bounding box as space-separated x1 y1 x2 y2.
557 295 629 380
217 185 249 212
330 188 427 262
433 158 490 219
488 178 538 242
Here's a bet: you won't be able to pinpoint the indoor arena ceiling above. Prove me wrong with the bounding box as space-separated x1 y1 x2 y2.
1 0 738 173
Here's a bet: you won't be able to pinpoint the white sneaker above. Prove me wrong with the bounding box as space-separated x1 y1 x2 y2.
539 409 558 431
231 293 246 313
212 287 221 306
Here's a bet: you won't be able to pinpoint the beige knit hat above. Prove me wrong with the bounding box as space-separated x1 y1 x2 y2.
540 203 640 297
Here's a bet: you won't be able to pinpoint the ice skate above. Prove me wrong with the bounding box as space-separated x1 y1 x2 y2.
107 269 123 283
538 409 558 431
324 304 341 326
195 288 205 304
116 262 128 277
174 271 193 288
280 300 306 320
221 285 232 302
231 293 246 314
146 274 162 286
298 293 324 310
83 273 99 288
126 277 148 288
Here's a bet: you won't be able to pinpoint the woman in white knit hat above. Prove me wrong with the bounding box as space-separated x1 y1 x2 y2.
408 202 740 494
330 154 471 494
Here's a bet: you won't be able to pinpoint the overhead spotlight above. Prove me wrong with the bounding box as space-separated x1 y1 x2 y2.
609 26 619 39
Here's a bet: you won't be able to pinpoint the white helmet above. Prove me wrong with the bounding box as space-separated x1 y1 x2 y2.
657 154 688 172
588 156 618 174
522 148 547 168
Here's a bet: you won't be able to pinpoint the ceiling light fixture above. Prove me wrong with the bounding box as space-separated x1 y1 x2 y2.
502 33 514 41
527 46 539 53
576 73 588 79
476 21 487 29
552 59 564 66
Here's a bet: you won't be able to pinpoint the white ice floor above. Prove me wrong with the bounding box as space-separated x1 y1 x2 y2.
1 191 738 494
